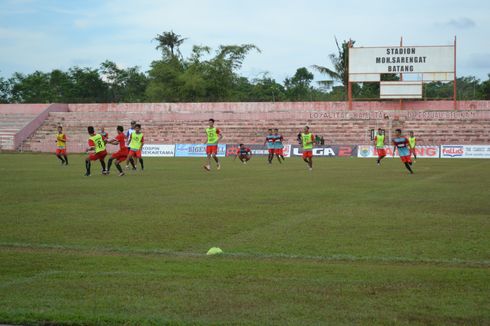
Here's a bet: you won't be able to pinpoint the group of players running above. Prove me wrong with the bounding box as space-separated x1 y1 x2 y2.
374 128 417 174
55 120 145 176
55 118 417 175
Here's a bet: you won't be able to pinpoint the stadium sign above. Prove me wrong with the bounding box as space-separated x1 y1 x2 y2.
141 144 175 157
175 144 227 157
347 39 456 104
349 46 454 76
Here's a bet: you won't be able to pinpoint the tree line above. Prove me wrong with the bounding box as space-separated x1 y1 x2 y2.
1 31 489 103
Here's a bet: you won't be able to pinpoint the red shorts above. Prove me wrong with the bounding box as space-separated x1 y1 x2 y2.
239 154 250 160
56 148 66 155
112 148 129 161
400 155 412 163
268 148 275 154
206 145 218 155
89 150 107 161
275 148 284 155
410 148 416 155
377 148 386 157
302 150 313 159
128 149 142 158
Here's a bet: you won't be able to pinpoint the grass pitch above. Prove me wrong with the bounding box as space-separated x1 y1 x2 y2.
0 154 489 325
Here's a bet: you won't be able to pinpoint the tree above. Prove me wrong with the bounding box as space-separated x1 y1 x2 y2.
0 74 10 103
100 60 148 102
456 76 482 100
146 58 184 102
154 31 187 60
249 73 285 102
67 67 109 103
49 69 73 102
284 67 314 101
480 74 490 100
203 44 260 101
9 71 51 103
312 38 354 91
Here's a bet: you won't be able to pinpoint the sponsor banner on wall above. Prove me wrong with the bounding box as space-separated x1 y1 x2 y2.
441 145 490 158
357 145 440 158
226 144 292 157
175 144 227 157
291 145 358 157
141 144 175 157
440 145 464 158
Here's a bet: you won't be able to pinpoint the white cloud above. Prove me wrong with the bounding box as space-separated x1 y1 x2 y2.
1 0 490 81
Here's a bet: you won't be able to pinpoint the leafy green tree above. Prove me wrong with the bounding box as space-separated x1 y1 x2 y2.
456 76 482 100
49 69 73 102
249 74 285 102
480 74 490 100
203 44 260 101
100 60 148 102
9 71 51 103
284 67 314 101
146 58 184 102
66 67 109 103
0 74 11 103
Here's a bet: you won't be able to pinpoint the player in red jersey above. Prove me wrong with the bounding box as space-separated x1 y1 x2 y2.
85 126 107 176
106 125 128 176
235 143 252 164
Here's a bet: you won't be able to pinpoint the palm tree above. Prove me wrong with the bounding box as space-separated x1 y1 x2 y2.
312 37 354 90
154 31 187 59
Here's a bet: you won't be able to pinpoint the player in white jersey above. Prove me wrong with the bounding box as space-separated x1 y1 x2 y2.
125 120 137 169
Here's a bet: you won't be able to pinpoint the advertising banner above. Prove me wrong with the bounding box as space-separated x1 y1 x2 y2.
462 145 490 158
175 144 227 157
357 145 440 158
291 145 358 157
441 145 490 158
440 145 464 158
226 144 292 157
141 144 175 157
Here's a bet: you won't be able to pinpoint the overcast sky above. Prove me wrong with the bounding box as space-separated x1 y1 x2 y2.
1 0 489 83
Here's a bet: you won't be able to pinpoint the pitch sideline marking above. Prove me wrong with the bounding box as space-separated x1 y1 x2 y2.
0 242 488 267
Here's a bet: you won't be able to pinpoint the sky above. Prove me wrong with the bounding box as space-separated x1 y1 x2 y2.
1 0 489 83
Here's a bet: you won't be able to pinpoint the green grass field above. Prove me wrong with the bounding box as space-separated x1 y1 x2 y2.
0 153 489 325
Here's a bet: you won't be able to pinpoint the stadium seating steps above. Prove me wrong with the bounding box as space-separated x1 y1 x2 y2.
21 105 490 152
